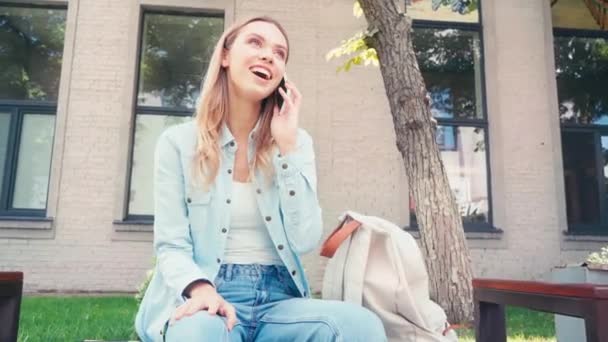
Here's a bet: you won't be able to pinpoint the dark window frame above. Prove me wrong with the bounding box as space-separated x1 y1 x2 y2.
0 2 66 11
407 1 496 232
554 22 608 235
0 3 67 218
0 102 57 218
123 8 224 222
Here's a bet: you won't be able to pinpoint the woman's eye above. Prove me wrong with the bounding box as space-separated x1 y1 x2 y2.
249 38 262 47
275 50 286 60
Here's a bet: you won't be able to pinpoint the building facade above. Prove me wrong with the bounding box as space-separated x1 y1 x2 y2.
1 0 607 293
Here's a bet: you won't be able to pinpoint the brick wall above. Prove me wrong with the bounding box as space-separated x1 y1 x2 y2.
0 0 603 295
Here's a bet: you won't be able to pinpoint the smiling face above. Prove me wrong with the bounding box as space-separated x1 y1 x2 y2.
221 21 289 104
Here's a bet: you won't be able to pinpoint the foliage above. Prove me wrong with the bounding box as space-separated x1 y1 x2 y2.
326 1 478 73
587 245 608 265
0 7 67 101
325 29 378 72
327 1 483 121
137 14 223 108
324 2 377 72
412 28 481 120
555 36 608 124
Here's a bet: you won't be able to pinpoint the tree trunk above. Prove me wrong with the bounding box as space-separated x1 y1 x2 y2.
358 0 474 323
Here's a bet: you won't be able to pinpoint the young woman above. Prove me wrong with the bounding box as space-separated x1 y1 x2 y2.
135 15 387 341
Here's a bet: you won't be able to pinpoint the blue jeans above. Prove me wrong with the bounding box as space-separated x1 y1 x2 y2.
165 264 387 341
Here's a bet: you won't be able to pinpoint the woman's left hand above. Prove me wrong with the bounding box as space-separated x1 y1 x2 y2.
271 80 301 156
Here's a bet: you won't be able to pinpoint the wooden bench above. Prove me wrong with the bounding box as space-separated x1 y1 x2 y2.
473 278 608 342
0 272 23 342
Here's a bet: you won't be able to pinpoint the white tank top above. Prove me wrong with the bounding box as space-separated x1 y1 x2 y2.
223 181 283 265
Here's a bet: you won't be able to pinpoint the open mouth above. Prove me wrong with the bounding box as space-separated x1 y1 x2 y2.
250 67 272 81
252 71 270 80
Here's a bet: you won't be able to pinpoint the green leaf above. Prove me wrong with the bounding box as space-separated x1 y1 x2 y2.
326 24 379 72
353 1 363 18
344 59 353 72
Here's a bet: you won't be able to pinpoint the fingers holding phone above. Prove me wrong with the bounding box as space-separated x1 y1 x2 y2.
276 77 287 109
275 77 300 117
271 76 300 154
284 79 301 108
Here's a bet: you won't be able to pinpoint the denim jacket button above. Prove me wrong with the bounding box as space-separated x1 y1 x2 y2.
289 190 295 196
221 228 227 233
282 163 288 169
265 216 272 222
186 197 192 203
256 188 262 194
291 270 296 276
278 244 284 250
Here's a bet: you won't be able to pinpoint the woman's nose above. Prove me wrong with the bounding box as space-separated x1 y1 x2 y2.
259 49 274 64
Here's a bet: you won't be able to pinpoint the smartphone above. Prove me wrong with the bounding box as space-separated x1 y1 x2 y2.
275 77 287 109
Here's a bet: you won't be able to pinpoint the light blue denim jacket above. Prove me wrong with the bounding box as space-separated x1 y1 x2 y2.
135 120 323 342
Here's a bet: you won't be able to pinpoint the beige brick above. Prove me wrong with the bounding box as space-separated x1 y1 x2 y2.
1 0 603 295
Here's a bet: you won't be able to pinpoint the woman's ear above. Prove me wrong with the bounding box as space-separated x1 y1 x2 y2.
221 48 229 68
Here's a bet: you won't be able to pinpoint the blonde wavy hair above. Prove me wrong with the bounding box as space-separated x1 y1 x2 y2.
192 16 290 188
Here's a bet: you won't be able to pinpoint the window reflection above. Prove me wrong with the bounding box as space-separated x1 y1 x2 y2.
413 28 483 119
12 114 55 210
128 115 192 216
0 113 10 195
411 126 489 224
0 6 67 101
406 0 479 23
129 12 223 217
138 14 224 108
602 136 608 209
555 36 608 125
562 131 600 224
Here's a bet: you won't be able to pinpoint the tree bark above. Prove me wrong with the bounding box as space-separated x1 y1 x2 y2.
357 0 474 323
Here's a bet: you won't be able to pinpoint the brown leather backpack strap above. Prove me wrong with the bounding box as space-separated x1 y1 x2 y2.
320 216 362 258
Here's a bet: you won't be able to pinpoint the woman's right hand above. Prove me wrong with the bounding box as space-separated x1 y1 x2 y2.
169 282 237 331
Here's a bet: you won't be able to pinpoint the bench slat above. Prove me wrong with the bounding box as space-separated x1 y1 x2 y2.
0 272 23 282
473 278 608 299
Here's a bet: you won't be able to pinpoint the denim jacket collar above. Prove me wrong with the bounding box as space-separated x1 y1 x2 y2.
219 117 262 149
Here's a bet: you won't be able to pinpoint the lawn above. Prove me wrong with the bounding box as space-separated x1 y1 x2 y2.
457 306 557 342
17 295 557 341
18 296 139 342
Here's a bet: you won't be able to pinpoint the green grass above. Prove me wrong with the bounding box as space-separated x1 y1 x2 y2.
17 296 557 341
18 296 138 342
458 306 556 342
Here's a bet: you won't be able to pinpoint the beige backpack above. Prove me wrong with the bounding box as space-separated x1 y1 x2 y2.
321 211 458 342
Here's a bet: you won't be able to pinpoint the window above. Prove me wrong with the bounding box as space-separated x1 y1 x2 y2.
406 0 492 230
0 4 67 217
126 11 224 219
553 0 608 234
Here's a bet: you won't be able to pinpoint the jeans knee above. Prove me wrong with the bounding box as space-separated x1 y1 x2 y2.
360 308 386 337
336 305 386 340
165 311 228 341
